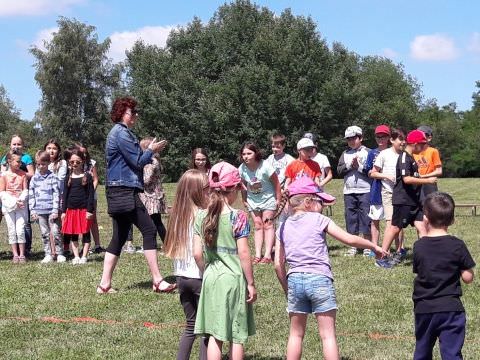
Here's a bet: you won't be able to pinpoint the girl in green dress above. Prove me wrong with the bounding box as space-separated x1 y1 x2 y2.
193 161 256 360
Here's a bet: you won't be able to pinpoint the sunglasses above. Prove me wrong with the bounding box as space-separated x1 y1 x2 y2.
126 110 138 116
69 160 82 165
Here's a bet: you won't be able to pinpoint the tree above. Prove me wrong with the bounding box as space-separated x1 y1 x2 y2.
31 17 121 162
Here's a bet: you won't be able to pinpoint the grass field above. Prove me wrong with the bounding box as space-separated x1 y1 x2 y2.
0 179 479 359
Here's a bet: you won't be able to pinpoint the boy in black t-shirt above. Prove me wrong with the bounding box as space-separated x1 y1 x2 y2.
412 192 475 360
376 130 437 268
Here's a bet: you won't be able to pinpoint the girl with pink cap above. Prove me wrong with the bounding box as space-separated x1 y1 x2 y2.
273 176 387 359
193 161 256 360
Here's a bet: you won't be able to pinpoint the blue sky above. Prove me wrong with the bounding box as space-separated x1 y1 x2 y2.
1 0 479 120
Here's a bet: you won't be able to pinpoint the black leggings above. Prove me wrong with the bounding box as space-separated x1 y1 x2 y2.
106 194 157 256
126 213 166 244
176 276 207 360
64 233 91 244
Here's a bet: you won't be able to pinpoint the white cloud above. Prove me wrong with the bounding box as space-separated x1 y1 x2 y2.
0 0 85 17
410 34 459 61
381 48 398 59
32 27 58 51
467 32 480 54
109 25 175 62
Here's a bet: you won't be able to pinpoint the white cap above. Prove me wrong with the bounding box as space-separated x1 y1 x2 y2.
297 138 315 150
344 125 363 138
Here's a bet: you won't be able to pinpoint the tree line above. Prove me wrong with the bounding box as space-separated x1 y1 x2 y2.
1 0 479 180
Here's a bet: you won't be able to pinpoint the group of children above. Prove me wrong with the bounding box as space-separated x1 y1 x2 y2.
164 127 474 360
0 126 476 359
0 135 104 264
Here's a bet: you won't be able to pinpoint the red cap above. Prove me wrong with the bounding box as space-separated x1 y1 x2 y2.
375 125 391 135
406 130 427 144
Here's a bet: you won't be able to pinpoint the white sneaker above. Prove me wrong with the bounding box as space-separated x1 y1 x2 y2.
41 255 53 264
344 247 358 257
57 255 67 263
79 257 88 264
123 244 136 254
136 247 144 254
363 249 371 257
71 257 81 265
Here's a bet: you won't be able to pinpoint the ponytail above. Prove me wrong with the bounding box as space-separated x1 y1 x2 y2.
202 190 224 248
264 189 290 223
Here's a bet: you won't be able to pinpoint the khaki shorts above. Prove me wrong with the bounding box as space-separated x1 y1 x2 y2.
381 188 393 221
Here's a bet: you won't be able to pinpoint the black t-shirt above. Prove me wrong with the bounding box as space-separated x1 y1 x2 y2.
392 151 421 206
62 173 94 213
413 235 476 313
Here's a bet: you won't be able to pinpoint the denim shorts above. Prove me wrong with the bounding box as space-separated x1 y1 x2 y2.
287 273 337 314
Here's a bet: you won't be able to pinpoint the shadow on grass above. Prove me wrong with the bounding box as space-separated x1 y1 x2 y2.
128 275 177 290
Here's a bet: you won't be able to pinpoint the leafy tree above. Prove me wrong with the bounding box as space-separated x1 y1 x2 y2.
31 17 121 174
126 1 421 180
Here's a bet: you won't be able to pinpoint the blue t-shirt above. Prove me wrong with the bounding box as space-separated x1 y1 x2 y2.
1 153 33 173
238 160 277 211
364 148 382 205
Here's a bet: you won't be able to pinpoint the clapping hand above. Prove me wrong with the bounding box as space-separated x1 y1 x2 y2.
148 138 168 153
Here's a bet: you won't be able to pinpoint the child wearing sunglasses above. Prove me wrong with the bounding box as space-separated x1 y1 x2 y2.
61 148 94 264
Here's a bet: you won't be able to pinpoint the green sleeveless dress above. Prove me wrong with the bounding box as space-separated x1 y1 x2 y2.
193 209 255 344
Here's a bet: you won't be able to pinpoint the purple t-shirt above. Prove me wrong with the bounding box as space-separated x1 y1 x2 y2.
276 212 333 279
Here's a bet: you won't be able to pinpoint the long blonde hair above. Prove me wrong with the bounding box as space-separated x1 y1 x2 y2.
164 169 208 259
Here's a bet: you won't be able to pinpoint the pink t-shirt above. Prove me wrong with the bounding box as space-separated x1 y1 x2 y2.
276 212 333 279
3 170 27 198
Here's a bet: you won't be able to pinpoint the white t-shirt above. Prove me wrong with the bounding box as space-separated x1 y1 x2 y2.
266 153 294 186
374 147 400 193
311 153 331 181
173 224 202 279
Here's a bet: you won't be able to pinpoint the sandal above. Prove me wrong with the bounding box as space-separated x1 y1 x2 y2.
96 285 117 294
252 257 262 264
18 255 26 264
153 279 176 293
12 256 19 264
259 257 272 264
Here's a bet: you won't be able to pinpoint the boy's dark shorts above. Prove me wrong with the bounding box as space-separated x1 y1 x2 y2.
392 205 423 228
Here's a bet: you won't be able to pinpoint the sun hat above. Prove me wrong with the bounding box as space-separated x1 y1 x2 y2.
344 126 363 138
287 176 336 204
375 125 391 136
417 125 433 137
406 130 427 144
297 138 315 150
303 132 318 143
209 161 243 190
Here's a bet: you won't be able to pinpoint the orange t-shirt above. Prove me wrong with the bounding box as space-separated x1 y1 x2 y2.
284 159 321 181
413 146 442 176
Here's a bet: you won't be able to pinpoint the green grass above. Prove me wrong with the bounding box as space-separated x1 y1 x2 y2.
0 179 479 359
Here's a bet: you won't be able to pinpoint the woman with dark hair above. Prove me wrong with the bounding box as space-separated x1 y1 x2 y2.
97 97 175 294
189 148 211 174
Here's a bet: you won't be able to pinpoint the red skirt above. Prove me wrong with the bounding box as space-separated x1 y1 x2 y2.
62 208 92 235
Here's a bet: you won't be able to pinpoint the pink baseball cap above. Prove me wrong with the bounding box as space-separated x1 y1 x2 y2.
287 176 336 204
209 161 243 190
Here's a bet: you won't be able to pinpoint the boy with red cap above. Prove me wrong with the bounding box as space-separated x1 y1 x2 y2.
375 130 437 269
363 124 391 256
413 125 442 200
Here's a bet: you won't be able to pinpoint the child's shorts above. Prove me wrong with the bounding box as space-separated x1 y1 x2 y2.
368 205 385 220
287 273 337 314
381 189 394 221
392 205 423 228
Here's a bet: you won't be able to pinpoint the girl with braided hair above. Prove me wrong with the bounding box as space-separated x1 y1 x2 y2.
193 161 256 360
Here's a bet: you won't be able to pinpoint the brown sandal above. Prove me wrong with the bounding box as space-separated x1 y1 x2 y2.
96 285 117 294
153 280 176 293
